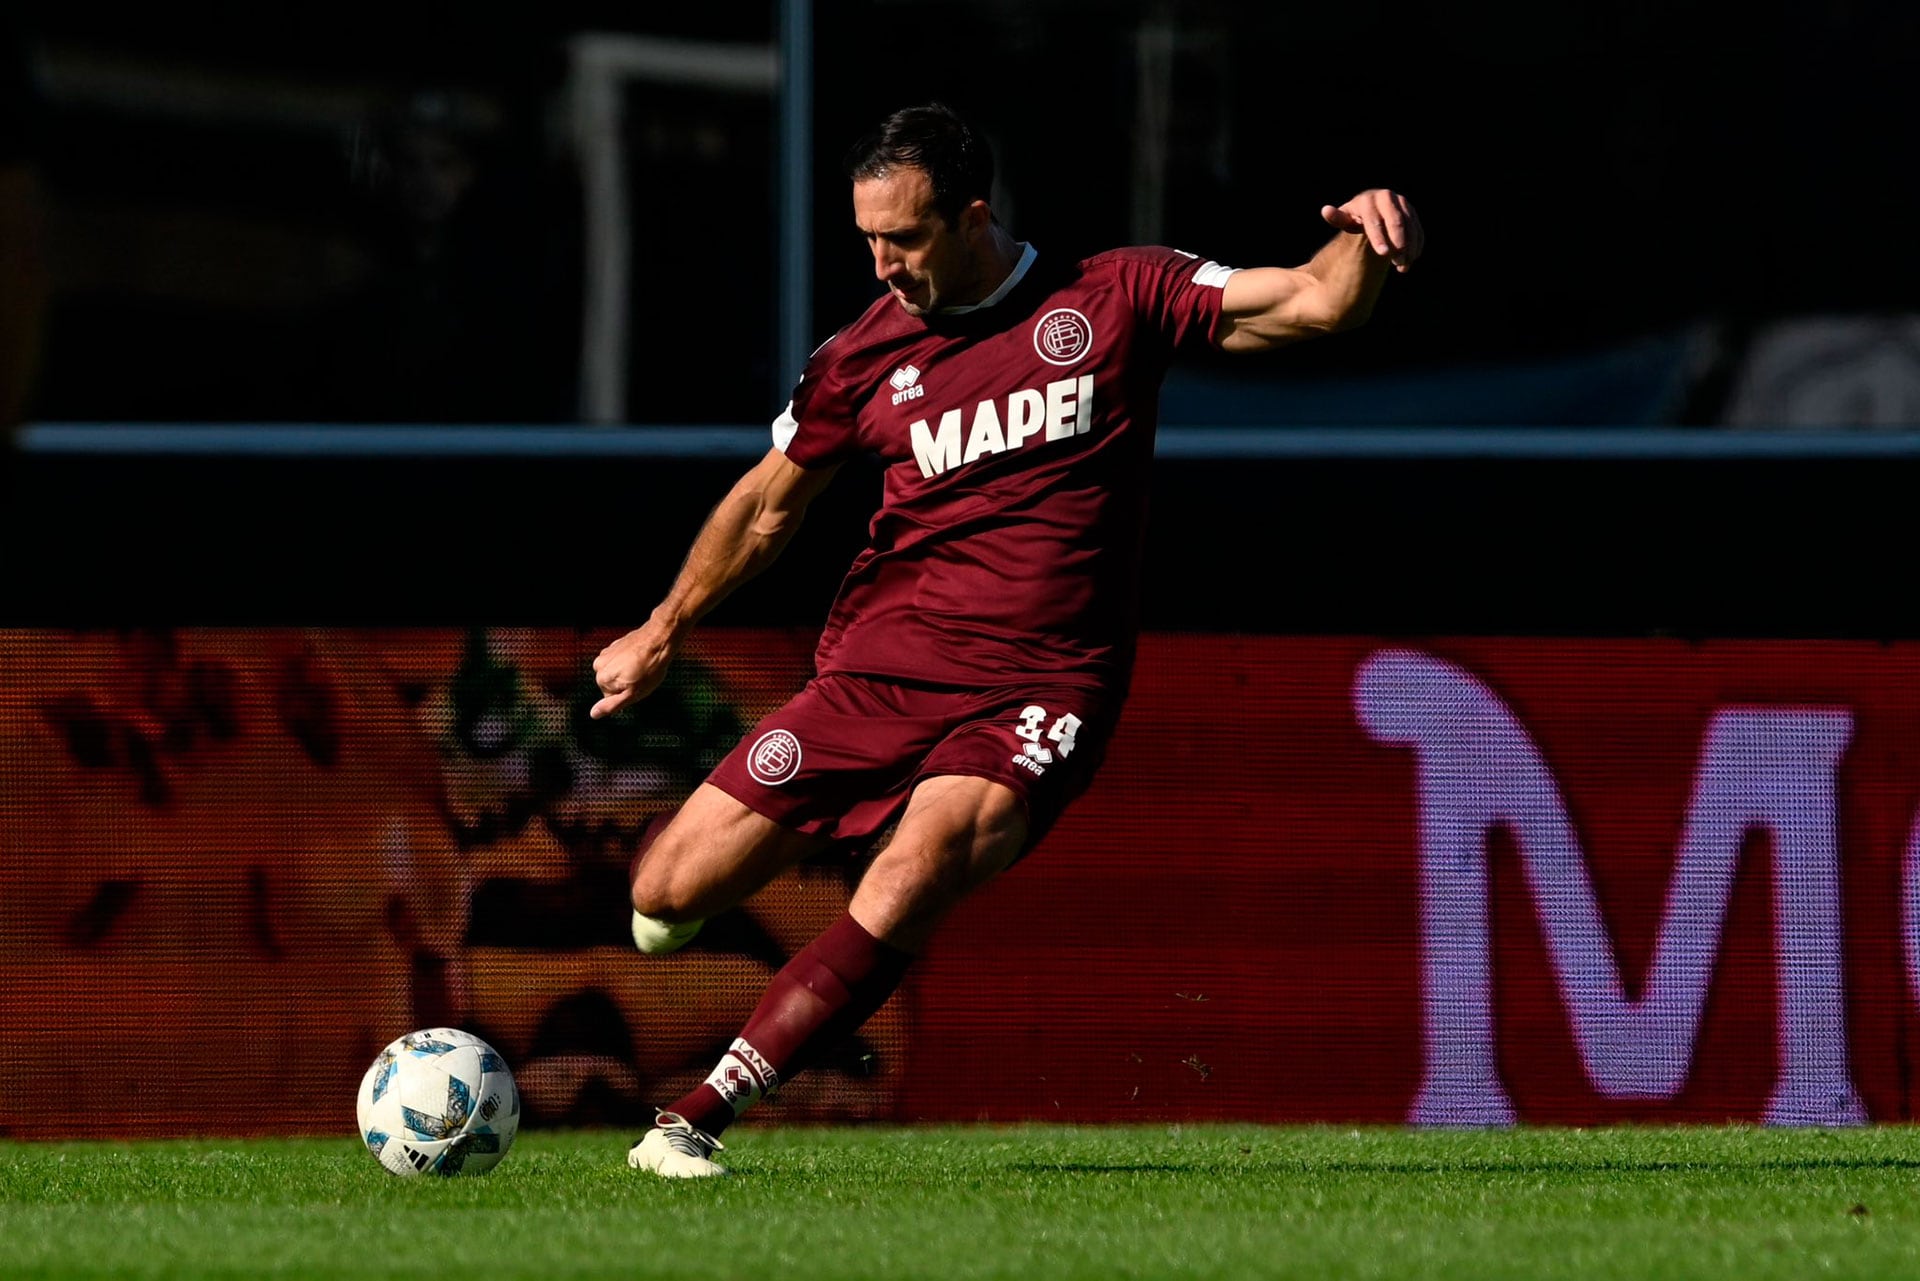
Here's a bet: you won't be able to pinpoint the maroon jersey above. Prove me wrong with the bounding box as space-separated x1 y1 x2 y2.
776 245 1233 689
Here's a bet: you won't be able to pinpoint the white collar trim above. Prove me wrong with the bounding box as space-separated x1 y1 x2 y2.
939 242 1036 315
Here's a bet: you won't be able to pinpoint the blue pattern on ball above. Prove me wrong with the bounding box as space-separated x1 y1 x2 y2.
370 1057 398 1104
403 1035 457 1057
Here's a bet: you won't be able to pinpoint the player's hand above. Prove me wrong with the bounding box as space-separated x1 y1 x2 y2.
1321 190 1423 273
589 620 677 719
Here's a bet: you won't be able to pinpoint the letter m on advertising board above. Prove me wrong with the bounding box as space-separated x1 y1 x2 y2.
1354 649 1866 1127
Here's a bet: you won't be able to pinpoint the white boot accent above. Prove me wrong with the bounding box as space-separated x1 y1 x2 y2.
628 1112 727 1178
631 910 704 955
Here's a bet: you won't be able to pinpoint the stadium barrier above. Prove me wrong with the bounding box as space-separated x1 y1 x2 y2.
11 424 1920 635
7 424 1919 1134
5 627 1918 1136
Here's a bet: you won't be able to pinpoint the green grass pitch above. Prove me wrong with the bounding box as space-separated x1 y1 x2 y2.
4 1125 1920 1279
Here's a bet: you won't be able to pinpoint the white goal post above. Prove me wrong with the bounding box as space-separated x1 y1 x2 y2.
565 1 811 425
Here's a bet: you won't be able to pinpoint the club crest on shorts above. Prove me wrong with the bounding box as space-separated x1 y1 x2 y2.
1033 308 1093 366
747 729 803 785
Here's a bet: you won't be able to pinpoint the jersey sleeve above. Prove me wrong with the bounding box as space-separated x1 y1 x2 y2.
1112 247 1238 352
771 337 861 469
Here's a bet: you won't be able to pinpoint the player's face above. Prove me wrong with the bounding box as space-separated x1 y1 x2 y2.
853 167 990 316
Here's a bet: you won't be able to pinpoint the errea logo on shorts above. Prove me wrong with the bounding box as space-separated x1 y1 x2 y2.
748 730 803 785
1009 705 1082 777
1033 308 1093 366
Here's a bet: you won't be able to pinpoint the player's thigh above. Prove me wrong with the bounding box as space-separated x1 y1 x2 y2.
846 683 1121 948
923 682 1120 849
849 773 1029 951
630 782 828 921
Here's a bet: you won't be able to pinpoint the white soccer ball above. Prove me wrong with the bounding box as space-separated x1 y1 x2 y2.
355 1028 520 1176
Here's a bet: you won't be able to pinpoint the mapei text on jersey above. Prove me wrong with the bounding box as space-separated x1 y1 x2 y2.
909 375 1096 479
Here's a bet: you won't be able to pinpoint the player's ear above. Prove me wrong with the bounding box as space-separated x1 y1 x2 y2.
959 198 991 241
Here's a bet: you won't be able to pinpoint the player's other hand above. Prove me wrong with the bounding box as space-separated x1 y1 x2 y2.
590 621 676 719
1321 190 1423 272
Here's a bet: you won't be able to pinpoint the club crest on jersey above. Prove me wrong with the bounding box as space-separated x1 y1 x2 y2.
747 730 803 785
1034 308 1093 366
889 364 925 405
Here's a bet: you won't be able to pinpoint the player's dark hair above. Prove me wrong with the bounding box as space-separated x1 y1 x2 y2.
843 103 993 226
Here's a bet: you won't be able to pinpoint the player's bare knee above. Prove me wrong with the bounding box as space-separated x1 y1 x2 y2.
628 831 689 922
628 845 701 924
628 862 707 924
629 851 709 953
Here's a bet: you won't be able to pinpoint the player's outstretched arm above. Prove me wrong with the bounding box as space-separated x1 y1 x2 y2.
590 447 838 719
1214 188 1423 353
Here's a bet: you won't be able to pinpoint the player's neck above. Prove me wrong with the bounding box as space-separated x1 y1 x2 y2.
947 229 1027 311
980 226 1023 286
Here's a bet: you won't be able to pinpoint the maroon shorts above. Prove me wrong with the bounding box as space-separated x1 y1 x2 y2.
705 673 1122 854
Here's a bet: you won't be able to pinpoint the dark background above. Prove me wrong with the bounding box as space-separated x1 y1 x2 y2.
12 0 1916 423
10 449 1913 638
4 1 1917 633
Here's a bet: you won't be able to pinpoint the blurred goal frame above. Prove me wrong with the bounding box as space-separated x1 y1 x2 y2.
566 5 812 427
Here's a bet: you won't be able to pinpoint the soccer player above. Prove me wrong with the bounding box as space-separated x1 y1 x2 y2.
593 103 1422 1176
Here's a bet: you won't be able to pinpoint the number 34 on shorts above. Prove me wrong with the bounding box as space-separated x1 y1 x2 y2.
1012 704 1081 771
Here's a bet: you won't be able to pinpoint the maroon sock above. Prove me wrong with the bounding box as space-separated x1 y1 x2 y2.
664 913 913 1136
